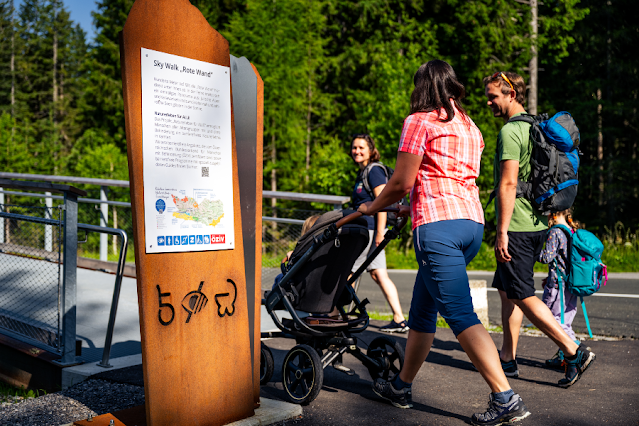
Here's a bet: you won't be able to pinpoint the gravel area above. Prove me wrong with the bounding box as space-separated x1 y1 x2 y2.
0 379 145 426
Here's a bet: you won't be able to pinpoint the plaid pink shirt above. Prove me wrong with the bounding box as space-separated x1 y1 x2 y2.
398 105 485 229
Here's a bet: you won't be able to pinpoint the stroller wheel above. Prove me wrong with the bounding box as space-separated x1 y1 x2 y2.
260 342 274 385
366 336 405 382
282 344 324 405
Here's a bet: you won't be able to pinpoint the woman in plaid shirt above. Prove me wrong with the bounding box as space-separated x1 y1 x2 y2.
360 60 530 425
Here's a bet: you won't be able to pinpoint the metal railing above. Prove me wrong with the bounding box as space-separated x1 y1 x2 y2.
0 191 128 368
0 172 351 290
0 180 86 365
0 205 63 353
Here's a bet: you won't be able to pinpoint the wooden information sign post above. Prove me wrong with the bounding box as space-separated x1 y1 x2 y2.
110 1 255 424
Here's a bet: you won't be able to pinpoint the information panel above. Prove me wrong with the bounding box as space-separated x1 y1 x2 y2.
141 48 234 253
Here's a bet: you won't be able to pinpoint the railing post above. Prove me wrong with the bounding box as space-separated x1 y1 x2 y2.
100 186 108 261
45 191 53 252
60 190 78 364
0 188 4 244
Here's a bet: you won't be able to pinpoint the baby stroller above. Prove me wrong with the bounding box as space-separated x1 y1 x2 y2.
260 209 408 405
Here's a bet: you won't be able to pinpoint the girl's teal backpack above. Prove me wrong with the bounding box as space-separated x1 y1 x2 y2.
553 225 608 338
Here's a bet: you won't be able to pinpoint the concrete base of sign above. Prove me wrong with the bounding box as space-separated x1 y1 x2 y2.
67 398 302 426
61 354 142 389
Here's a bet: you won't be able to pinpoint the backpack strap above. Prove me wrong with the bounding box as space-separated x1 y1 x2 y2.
510 115 537 200
507 114 536 125
581 296 593 338
555 259 566 325
361 162 388 199
485 115 538 209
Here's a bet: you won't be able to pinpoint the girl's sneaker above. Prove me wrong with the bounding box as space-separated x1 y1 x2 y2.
558 346 596 388
471 393 531 425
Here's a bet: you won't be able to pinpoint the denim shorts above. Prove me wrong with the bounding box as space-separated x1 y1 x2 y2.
407 219 484 336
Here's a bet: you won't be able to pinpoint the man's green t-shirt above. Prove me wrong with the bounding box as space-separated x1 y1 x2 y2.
493 112 548 232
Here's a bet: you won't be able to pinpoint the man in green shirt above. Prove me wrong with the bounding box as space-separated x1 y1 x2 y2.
484 72 595 388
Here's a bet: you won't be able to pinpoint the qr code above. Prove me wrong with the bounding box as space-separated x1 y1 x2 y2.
202 167 209 177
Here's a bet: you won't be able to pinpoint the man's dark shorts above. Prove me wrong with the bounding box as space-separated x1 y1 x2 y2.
492 230 546 300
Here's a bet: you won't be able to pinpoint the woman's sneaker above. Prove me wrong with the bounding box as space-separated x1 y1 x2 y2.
558 346 596 388
371 378 411 409
471 393 531 425
380 320 409 333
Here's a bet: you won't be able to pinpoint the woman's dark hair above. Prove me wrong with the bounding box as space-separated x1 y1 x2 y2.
350 134 381 164
410 60 468 123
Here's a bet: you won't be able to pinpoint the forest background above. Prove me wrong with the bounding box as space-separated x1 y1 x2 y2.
0 0 637 270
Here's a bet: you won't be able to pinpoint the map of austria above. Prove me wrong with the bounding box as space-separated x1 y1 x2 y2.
171 194 224 226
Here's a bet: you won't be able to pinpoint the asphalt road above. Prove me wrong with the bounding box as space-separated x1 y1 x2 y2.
260 322 639 426
355 270 639 338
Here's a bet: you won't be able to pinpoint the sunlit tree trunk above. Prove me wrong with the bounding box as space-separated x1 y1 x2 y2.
528 0 538 115
10 0 15 144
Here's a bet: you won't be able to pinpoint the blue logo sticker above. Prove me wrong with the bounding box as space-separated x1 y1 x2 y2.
156 199 166 214
166 236 172 246
173 236 181 245
203 235 210 244
189 235 196 245
181 235 189 245
196 235 204 244
157 236 165 246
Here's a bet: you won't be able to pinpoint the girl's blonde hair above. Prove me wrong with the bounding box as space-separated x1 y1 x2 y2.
549 207 581 230
301 214 320 236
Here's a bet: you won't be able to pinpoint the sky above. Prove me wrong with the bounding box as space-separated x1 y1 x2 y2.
17 0 98 41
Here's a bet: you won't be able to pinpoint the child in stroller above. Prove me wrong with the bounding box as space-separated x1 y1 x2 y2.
260 209 408 405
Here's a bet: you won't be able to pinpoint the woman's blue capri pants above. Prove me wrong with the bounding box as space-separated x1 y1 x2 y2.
407 219 484 337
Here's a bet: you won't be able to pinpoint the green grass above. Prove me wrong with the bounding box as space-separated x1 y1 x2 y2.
386 236 639 273
367 311 450 329
0 382 45 402
79 248 137 264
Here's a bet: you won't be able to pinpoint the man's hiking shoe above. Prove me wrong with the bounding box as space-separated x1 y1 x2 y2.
371 378 411 409
500 359 519 378
545 349 565 370
471 393 531 426
379 320 409 333
558 346 596 388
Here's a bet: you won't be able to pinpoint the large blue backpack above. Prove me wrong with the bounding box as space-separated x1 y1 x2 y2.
509 112 581 215
553 224 608 337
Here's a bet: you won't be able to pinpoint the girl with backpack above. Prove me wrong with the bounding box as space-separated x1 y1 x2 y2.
538 207 583 369
349 134 408 333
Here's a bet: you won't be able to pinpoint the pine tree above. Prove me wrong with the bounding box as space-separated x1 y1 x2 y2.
79 0 134 152
13 0 86 174
224 0 331 196
0 0 14 115
540 0 638 230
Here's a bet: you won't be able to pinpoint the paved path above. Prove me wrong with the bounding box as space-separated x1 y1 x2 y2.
261 321 639 425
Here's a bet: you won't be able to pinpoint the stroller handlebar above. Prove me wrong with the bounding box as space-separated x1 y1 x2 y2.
335 207 406 230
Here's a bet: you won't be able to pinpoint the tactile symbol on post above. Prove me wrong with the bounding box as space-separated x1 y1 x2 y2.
182 281 208 323
156 284 175 326
214 279 237 317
